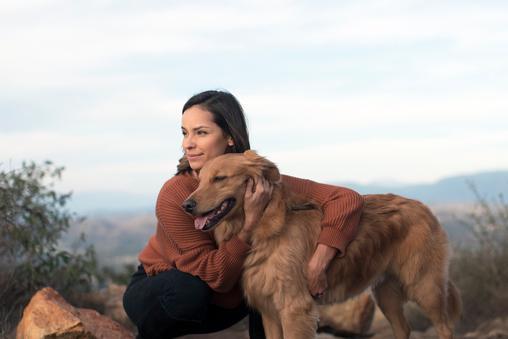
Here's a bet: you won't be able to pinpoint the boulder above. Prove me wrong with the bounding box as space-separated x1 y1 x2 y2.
16 287 134 339
317 290 376 335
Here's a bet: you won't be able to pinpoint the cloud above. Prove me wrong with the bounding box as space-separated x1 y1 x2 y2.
266 130 508 184
2 0 506 90
0 130 183 193
1 0 507 193
243 90 508 136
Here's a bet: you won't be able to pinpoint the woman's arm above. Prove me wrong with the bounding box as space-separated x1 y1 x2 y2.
281 174 364 254
150 175 247 293
281 174 364 296
151 174 271 293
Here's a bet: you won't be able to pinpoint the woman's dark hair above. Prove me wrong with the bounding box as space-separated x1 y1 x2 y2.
176 90 251 175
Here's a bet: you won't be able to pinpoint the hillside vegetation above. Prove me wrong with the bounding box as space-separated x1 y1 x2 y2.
0 162 99 337
449 186 508 332
1 161 508 337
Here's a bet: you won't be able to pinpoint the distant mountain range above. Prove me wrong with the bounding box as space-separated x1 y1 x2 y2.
68 191 156 214
65 170 508 269
68 170 508 214
341 170 508 205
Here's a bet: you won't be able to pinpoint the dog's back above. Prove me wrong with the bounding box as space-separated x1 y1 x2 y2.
324 194 449 301
241 189 460 339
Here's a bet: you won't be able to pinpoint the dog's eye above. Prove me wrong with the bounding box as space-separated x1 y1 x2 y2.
213 175 227 182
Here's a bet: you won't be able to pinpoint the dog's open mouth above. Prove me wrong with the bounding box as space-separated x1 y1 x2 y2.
194 198 236 231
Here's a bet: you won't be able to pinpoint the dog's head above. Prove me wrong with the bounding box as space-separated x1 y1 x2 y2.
182 150 281 232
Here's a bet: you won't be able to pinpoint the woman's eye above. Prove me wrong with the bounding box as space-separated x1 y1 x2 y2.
213 176 227 182
197 130 207 135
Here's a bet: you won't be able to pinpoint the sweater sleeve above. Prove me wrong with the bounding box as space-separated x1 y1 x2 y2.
155 175 251 293
281 174 364 256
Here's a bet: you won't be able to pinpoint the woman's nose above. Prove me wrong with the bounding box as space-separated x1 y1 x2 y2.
183 135 196 149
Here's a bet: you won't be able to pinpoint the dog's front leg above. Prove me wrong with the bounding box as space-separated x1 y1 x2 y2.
261 313 283 339
279 302 318 339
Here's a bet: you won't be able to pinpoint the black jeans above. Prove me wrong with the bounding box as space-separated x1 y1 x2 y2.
123 265 265 339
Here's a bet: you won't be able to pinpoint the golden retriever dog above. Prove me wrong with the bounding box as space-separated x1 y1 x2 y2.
183 150 461 339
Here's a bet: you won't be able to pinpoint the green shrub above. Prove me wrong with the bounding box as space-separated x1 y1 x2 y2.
0 161 98 337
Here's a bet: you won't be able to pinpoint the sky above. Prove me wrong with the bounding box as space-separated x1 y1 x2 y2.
1 0 507 198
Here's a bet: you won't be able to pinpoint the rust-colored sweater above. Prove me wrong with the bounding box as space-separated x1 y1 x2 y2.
138 173 364 308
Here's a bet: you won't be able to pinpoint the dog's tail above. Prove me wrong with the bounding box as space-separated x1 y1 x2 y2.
447 280 462 324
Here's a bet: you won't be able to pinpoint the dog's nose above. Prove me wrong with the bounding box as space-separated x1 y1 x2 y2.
182 199 197 213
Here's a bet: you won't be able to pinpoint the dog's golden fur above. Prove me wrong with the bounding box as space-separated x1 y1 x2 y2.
185 151 461 339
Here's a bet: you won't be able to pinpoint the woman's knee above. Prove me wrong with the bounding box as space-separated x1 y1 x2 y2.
123 266 150 325
158 269 212 323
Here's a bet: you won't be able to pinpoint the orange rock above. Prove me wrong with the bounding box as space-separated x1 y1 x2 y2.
16 287 134 339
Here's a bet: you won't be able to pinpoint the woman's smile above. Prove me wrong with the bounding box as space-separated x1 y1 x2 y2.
181 105 232 172
187 153 204 161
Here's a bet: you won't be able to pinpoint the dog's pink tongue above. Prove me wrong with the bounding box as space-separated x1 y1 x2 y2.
194 216 208 230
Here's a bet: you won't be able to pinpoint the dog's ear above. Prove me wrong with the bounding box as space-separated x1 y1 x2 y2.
260 157 280 183
243 150 259 160
243 150 281 183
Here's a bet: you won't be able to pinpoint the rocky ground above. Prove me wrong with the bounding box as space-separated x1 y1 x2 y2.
179 308 423 339
15 285 508 339
181 311 508 339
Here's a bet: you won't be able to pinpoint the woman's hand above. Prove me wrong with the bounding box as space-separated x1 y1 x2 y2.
307 244 338 297
238 176 272 243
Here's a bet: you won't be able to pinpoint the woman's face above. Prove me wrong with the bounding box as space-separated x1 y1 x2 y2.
181 105 232 172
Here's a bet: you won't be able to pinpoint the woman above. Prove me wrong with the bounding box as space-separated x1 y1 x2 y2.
123 90 364 339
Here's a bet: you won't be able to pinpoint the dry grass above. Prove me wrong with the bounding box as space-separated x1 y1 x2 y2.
450 186 508 332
